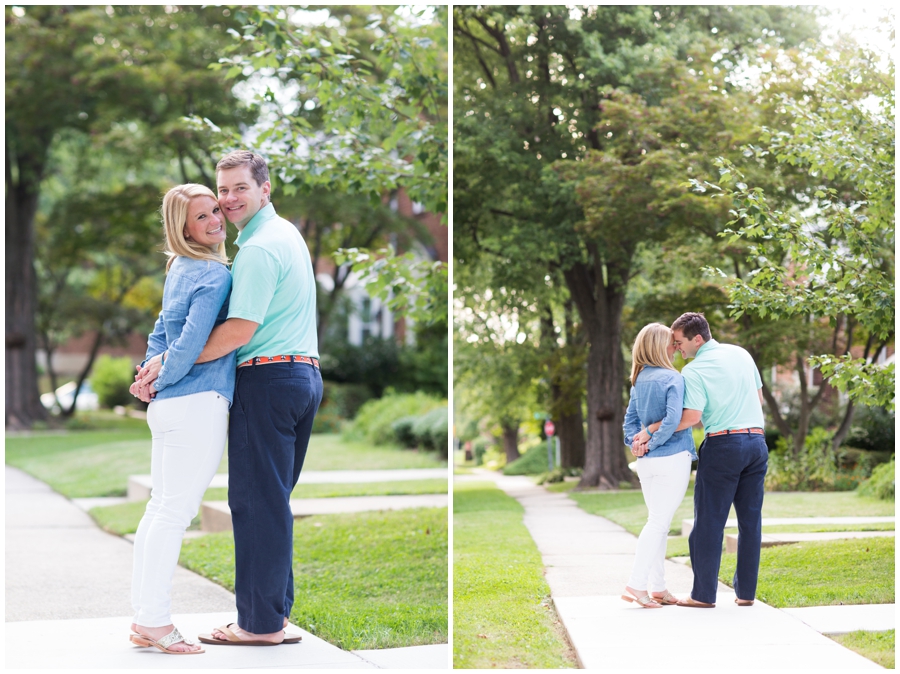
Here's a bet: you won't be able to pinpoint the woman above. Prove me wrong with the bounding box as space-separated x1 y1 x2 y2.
128 184 235 654
620 323 698 608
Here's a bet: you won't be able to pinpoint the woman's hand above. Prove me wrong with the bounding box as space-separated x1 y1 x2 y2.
631 440 649 457
135 354 164 389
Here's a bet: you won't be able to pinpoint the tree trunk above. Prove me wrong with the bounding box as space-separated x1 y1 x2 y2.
556 403 585 468
501 421 520 464
565 260 634 489
6 151 47 429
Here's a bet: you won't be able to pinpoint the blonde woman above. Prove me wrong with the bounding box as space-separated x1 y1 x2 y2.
127 184 235 654
620 323 698 608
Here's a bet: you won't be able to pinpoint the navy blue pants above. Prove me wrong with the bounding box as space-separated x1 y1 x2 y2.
689 432 768 604
228 361 322 634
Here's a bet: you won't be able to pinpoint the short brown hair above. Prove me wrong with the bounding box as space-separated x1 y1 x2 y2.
216 150 269 187
671 312 711 342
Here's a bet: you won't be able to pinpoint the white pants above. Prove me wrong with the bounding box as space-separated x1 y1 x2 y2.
131 391 228 627
627 451 692 592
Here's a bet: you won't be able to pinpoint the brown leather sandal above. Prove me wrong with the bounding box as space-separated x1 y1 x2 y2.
676 596 715 608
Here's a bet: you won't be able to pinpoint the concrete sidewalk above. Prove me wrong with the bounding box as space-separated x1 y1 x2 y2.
5 466 448 669
463 471 886 670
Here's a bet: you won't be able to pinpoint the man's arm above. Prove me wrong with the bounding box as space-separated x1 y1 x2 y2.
758 388 764 405
633 408 702 445
135 318 258 391
196 318 258 363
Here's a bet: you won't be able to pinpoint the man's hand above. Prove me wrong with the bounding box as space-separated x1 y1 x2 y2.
633 428 651 446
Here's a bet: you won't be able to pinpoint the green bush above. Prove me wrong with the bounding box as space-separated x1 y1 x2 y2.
90 355 136 409
427 407 449 458
857 457 895 500
312 411 343 434
391 416 419 448
344 391 445 446
504 442 552 476
536 466 582 485
766 427 839 491
844 405 895 452
322 382 374 420
471 438 490 466
412 407 447 451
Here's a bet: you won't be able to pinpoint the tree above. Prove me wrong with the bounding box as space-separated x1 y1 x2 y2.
453 5 821 487
194 5 449 325
6 5 251 428
702 42 895 431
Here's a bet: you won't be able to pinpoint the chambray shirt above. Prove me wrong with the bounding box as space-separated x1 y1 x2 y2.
623 366 698 460
143 256 236 405
227 202 319 362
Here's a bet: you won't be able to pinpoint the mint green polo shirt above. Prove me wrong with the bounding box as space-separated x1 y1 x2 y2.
681 339 764 434
227 203 319 362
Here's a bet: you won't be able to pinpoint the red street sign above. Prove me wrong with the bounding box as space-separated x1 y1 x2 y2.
544 420 556 437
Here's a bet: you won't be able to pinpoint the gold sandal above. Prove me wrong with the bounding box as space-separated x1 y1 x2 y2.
621 590 662 608
651 590 679 605
129 627 205 654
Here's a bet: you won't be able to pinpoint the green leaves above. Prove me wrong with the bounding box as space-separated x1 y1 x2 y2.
706 46 894 408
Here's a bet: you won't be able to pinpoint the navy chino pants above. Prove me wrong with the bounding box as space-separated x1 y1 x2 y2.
228 361 323 634
689 432 768 604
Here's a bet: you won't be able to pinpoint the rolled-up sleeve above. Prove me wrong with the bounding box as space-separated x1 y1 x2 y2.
648 375 684 451
623 386 641 446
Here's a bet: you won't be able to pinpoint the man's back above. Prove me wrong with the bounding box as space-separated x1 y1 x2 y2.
681 340 764 434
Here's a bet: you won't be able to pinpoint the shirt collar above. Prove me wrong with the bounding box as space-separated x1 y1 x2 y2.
234 202 276 248
695 338 719 358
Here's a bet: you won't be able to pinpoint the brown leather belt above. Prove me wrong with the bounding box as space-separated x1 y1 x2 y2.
238 355 319 368
706 427 764 438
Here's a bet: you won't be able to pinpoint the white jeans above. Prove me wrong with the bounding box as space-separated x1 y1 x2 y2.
627 451 692 592
131 391 228 627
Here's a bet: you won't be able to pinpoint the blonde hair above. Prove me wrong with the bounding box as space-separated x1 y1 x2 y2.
160 184 228 272
630 323 676 387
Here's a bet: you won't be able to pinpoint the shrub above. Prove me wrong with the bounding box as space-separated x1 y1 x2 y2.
504 442 552 476
90 356 135 409
344 391 445 446
391 416 419 448
844 405 895 452
427 407 449 458
312 411 343 434
322 382 374 420
766 427 838 491
857 457 895 500
536 466 582 485
471 438 490 466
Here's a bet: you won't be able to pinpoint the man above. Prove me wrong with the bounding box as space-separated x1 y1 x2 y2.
138 151 322 644
633 312 766 608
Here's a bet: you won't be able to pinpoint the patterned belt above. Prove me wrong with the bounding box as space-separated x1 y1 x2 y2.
706 428 764 438
238 355 319 368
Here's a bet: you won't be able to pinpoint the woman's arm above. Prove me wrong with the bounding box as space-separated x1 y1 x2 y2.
144 311 167 361
151 267 231 393
622 388 642 446
645 376 685 451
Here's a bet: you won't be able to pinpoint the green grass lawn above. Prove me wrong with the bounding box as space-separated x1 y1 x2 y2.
179 507 448 650
6 430 445 498
90 478 448 536
453 481 576 669
718 537 894 608
829 630 895 669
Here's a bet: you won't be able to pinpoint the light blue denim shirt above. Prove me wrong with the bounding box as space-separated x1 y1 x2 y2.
623 366 697 460
142 256 236 405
